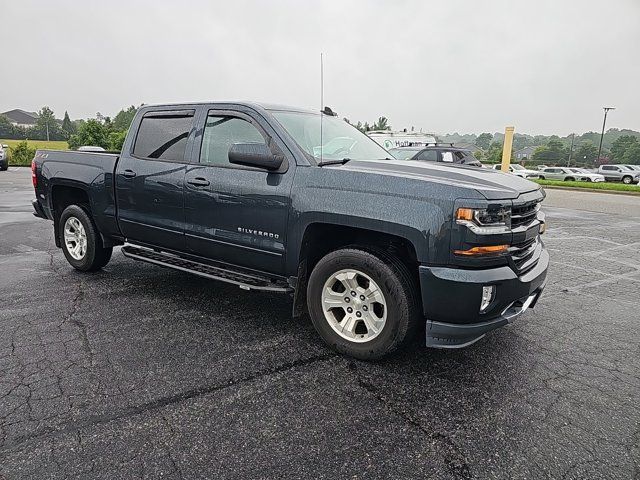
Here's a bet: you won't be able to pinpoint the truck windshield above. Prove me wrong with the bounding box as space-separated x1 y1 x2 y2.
272 111 391 162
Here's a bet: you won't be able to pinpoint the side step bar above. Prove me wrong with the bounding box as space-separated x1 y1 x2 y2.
121 245 292 293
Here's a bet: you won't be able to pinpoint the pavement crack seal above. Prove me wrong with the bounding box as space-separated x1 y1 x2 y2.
0 352 336 455
58 279 94 367
353 367 472 480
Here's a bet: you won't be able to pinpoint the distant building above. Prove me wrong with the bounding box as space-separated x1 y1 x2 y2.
515 146 539 160
367 130 437 150
1 109 39 128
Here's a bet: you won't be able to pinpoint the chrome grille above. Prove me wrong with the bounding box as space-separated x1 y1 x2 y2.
509 237 539 274
511 200 541 229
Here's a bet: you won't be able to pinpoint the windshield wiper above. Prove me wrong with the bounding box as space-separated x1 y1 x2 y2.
318 158 351 166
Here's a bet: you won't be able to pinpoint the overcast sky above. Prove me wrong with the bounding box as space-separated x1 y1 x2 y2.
2 0 639 136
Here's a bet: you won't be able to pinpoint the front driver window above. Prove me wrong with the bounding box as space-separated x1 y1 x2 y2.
200 115 266 166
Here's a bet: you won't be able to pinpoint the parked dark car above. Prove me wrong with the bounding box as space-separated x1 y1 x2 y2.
31 102 548 359
389 144 483 167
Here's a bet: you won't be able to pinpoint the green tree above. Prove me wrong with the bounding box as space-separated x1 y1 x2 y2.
0 115 25 139
112 105 138 131
622 142 640 164
532 139 567 164
574 142 598 165
475 132 492 150
61 111 75 138
372 117 390 131
108 130 127 151
610 135 638 161
34 106 63 141
484 141 507 163
68 119 109 150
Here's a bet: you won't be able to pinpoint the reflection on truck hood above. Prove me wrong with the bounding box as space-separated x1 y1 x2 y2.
332 159 541 200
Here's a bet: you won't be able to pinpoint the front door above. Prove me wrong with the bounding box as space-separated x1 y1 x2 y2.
115 109 196 251
184 108 294 275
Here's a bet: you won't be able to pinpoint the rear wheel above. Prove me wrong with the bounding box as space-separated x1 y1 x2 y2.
565 177 575 182
307 247 419 360
538 175 545 180
59 205 112 272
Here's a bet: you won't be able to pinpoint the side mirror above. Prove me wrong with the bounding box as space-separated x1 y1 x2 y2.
228 143 283 171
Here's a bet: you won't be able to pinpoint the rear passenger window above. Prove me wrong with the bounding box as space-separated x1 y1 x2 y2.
133 112 194 161
416 150 438 161
200 115 266 166
441 152 454 163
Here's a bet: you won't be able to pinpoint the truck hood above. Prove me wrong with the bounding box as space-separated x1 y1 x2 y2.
332 160 541 200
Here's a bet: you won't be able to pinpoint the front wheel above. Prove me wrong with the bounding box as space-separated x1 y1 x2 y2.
538 175 545 180
565 177 575 182
622 176 633 184
307 247 419 360
59 205 112 272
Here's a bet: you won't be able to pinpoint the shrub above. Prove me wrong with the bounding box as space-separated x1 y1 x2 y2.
10 141 37 166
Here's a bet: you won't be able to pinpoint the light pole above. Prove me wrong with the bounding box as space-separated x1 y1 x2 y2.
567 133 575 167
596 107 615 164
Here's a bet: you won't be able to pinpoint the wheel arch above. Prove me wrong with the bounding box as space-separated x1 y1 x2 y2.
291 220 422 318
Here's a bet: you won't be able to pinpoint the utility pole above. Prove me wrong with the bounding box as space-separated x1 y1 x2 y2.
596 107 615 164
567 133 575 167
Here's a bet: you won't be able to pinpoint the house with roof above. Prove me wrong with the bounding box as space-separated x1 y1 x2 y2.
515 146 539 160
1 109 39 128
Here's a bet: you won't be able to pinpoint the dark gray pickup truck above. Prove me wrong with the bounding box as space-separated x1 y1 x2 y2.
31 102 548 359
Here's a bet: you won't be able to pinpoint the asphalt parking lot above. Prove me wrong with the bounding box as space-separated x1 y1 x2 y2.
1 167 639 479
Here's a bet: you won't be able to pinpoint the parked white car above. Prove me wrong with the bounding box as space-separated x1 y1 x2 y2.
0 144 8 171
567 168 605 182
492 163 540 179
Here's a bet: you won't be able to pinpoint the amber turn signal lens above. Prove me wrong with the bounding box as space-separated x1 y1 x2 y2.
455 208 474 221
454 245 509 256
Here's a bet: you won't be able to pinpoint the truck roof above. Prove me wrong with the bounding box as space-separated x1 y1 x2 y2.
140 101 317 115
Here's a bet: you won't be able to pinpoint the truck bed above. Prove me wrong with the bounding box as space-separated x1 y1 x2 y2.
33 149 121 242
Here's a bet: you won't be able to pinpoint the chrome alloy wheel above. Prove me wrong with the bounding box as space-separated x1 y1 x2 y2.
63 217 87 260
321 269 387 343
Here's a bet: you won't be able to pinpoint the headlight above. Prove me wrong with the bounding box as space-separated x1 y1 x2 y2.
456 206 511 234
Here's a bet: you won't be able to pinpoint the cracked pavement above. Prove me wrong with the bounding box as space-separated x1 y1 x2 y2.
1 167 639 479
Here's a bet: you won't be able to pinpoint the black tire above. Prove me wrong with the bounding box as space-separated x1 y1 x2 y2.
307 247 419 360
622 176 633 184
538 175 545 180
565 177 575 182
58 205 112 272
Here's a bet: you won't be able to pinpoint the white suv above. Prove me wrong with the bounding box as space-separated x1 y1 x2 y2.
492 163 539 179
0 144 8 171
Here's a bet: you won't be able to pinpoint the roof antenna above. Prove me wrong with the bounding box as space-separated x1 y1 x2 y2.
320 52 324 165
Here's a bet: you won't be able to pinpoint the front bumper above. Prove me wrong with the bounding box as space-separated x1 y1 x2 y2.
420 249 549 348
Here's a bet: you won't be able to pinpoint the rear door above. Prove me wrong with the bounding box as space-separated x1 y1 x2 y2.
545 168 561 180
115 109 196 251
415 149 439 163
183 107 294 274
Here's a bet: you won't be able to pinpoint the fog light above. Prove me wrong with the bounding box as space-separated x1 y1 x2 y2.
480 286 495 312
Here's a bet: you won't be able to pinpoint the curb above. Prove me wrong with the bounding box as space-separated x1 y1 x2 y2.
540 185 640 197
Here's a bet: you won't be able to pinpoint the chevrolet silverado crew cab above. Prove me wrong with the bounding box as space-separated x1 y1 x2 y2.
31 102 548 360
